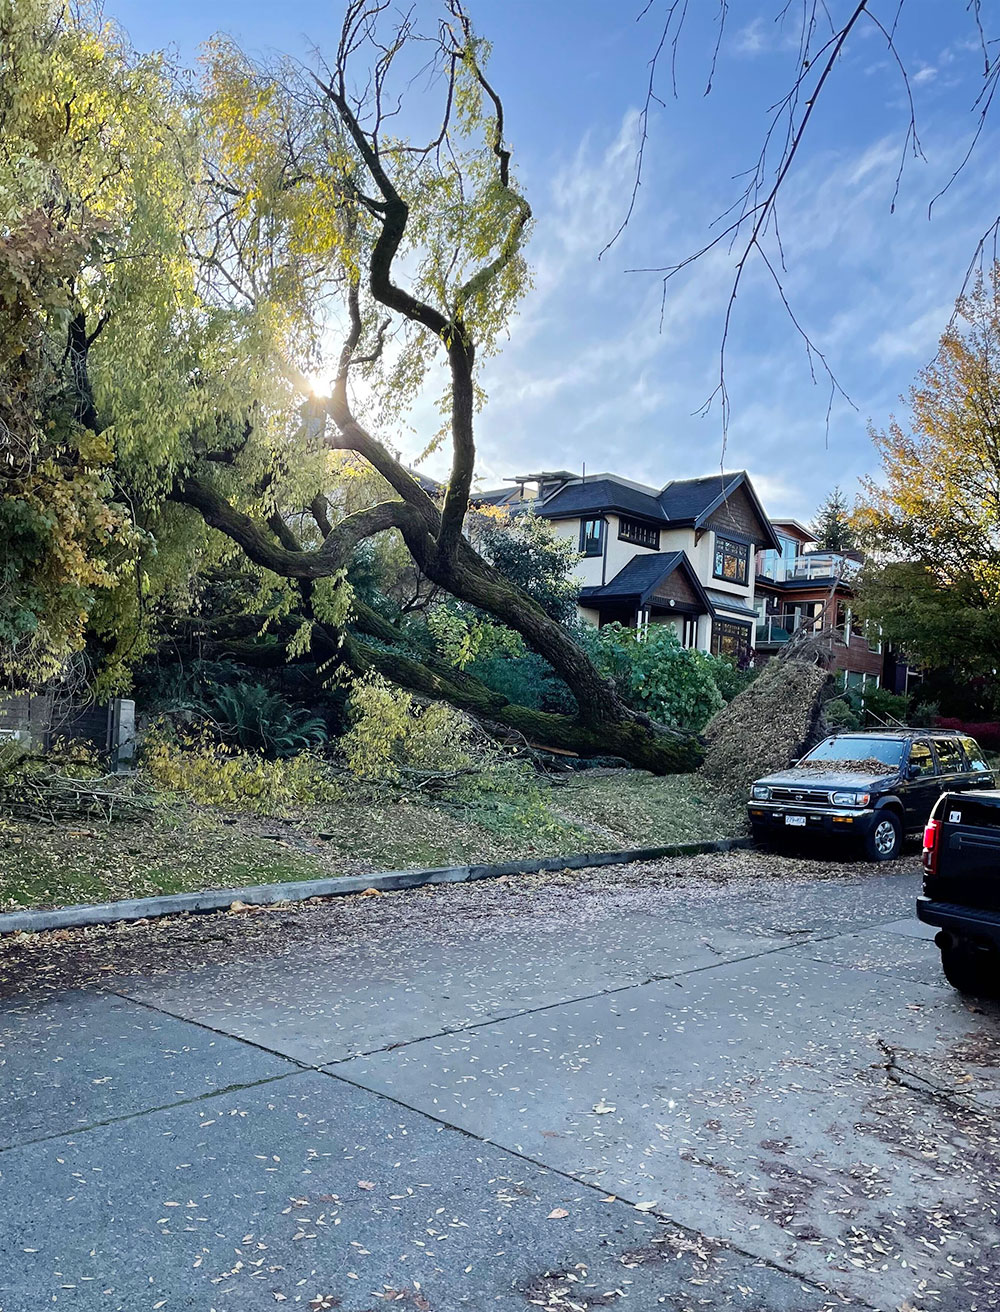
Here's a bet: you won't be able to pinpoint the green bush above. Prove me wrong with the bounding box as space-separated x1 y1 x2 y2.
824 697 861 730
192 681 328 759
592 623 724 731
340 674 570 841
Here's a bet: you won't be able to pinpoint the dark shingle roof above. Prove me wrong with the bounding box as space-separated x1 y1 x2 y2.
537 478 664 522
474 486 522 507
657 472 743 521
579 551 715 616
581 551 686 599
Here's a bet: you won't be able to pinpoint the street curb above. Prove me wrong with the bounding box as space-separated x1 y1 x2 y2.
0 837 752 937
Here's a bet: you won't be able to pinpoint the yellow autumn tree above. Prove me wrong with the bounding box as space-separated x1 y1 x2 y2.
855 267 1000 693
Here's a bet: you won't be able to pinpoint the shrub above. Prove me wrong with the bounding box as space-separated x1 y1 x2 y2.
341 675 473 782
824 697 861 730
144 730 341 812
592 623 724 732
933 717 1000 752
340 675 567 840
191 681 328 759
859 686 910 726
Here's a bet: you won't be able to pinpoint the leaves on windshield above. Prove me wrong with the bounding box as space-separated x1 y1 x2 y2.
798 758 895 774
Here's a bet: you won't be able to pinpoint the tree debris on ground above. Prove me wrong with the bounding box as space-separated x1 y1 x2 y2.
698 659 832 796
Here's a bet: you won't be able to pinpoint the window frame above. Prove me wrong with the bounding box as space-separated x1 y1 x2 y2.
711 617 752 661
713 534 751 586
579 517 605 558
907 740 937 779
934 737 966 776
617 516 660 551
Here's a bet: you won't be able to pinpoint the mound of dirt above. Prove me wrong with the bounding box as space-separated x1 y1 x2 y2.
699 659 832 796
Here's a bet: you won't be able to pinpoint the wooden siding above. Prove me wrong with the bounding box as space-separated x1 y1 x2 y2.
651 568 701 609
704 484 766 544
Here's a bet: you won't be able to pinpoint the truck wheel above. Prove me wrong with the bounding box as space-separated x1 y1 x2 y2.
940 942 999 998
751 824 776 849
863 811 901 861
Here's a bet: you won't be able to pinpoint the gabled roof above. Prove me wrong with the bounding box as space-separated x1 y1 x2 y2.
658 472 782 551
534 470 781 550
474 486 522 507
580 550 715 613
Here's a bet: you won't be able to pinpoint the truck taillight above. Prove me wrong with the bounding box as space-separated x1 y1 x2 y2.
923 818 941 874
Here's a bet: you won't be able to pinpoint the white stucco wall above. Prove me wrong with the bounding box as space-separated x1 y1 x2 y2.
551 511 758 655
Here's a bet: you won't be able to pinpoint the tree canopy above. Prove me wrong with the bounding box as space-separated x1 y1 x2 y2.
855 267 1000 692
0 0 698 771
811 487 856 553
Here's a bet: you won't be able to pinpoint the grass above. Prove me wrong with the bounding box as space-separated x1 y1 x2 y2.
0 769 739 912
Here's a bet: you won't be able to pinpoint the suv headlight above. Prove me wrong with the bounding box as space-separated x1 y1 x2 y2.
751 785 771 801
831 791 870 807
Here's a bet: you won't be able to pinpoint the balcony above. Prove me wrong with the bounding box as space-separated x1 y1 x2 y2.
756 614 851 647
756 618 793 646
756 551 861 584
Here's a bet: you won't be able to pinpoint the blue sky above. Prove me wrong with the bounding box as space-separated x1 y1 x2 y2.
112 0 999 521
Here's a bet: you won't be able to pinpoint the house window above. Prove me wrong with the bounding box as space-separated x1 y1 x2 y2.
579 517 604 557
618 517 660 550
713 535 750 585
711 618 752 661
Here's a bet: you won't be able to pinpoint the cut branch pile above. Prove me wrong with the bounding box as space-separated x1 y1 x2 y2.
698 659 832 796
0 765 158 825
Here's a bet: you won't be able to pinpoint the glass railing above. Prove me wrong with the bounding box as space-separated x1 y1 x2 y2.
755 552 861 583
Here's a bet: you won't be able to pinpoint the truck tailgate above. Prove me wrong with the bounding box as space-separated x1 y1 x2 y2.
925 792 1000 911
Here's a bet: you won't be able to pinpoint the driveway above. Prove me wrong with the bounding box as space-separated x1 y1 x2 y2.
1 850 998 1311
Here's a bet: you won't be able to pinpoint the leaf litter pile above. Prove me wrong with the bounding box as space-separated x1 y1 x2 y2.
699 659 831 795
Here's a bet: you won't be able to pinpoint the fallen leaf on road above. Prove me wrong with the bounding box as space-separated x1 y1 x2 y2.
357 1180 376 1190
593 1100 616 1114
634 1201 657 1212
360 887 385 898
547 1208 569 1220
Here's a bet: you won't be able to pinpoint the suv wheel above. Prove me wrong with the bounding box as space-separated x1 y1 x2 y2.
940 940 999 998
864 811 901 861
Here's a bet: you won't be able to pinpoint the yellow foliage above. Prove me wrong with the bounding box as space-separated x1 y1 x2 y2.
144 731 342 813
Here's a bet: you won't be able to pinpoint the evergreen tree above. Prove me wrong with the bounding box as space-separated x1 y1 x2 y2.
811 487 855 552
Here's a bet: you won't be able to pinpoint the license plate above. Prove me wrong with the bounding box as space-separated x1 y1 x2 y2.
785 814 807 827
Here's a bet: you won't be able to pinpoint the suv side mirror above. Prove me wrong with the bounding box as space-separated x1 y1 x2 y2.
906 763 921 780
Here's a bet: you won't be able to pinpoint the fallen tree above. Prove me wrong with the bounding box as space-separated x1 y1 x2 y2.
9 0 699 773
699 659 832 796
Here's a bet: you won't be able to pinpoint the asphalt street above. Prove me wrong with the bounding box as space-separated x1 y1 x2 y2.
1 851 998 1312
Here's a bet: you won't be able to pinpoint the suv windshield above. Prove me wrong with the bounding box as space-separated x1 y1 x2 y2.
802 736 905 769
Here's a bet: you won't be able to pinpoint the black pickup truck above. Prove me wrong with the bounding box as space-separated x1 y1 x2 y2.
918 790 1000 996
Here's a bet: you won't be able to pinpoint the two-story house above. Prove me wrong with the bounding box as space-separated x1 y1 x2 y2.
754 519 884 690
477 470 781 661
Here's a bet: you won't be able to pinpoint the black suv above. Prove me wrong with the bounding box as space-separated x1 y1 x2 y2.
748 729 994 862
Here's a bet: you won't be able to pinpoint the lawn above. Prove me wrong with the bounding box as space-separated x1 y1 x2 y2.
0 770 739 912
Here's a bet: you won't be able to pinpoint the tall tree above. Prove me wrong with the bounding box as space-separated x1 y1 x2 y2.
811 487 855 553
854 268 1000 687
2 0 696 770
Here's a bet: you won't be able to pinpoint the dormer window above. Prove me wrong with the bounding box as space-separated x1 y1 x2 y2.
580 517 605 557
713 534 750 585
618 517 660 550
